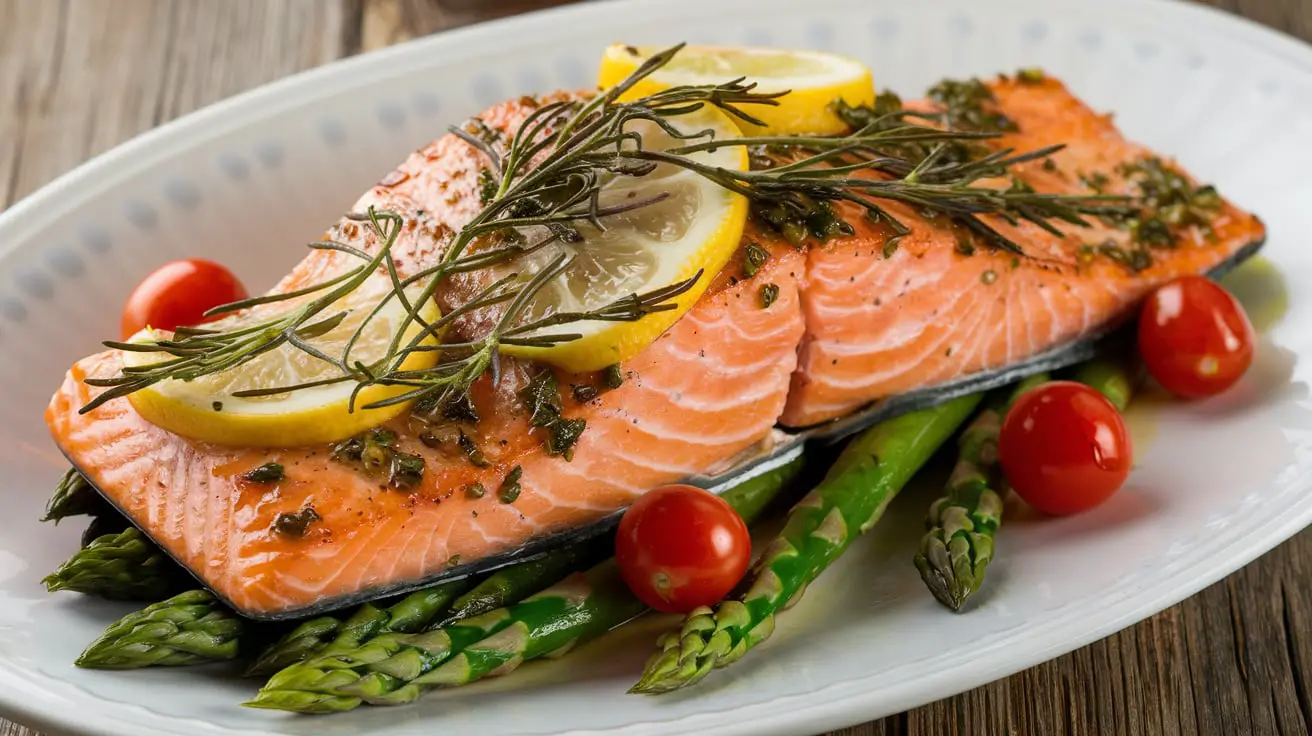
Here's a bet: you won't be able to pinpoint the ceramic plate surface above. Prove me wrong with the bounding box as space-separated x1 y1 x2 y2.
2 0 1311 734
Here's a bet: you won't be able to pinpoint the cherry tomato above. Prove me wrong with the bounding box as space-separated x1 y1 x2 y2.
615 484 752 613
121 259 248 339
1137 275 1255 399
998 381 1133 516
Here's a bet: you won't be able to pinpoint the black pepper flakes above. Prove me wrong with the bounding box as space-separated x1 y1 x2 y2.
212 401 223 412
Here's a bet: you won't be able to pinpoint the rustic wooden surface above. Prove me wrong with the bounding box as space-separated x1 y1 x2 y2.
2 1 1310 734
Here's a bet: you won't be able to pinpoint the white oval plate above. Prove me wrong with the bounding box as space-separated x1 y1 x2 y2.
2 0 1311 734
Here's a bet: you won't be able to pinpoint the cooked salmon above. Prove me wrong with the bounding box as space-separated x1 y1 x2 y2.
46 76 1264 617
781 76 1265 426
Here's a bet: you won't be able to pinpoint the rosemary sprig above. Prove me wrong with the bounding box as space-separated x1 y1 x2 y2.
82 44 1131 418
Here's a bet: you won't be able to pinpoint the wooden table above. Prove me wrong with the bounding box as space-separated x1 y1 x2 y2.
2 1 1310 734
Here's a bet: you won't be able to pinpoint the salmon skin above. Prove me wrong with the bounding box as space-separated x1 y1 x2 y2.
46 76 1265 619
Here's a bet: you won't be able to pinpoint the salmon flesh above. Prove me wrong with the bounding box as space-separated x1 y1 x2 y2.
46 76 1265 618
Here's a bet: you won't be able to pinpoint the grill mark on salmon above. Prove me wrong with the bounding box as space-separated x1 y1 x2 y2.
46 77 1264 617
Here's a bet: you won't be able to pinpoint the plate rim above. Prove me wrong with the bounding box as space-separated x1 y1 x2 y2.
3 0 1312 734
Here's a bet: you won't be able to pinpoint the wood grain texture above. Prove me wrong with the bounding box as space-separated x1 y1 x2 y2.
2 1 1311 734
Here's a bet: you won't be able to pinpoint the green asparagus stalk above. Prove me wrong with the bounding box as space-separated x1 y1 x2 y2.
914 374 1048 612
245 578 471 678
915 357 1137 612
1072 355 1137 412
244 616 342 676
41 469 111 523
435 537 611 627
632 396 981 694
43 527 184 601
245 455 805 713
76 590 243 669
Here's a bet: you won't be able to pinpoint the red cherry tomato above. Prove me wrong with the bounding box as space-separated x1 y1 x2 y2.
998 381 1133 516
121 259 248 339
615 484 752 613
1138 275 1254 399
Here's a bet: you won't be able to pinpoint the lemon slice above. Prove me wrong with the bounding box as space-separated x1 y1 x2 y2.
499 105 748 372
122 274 440 448
597 44 875 136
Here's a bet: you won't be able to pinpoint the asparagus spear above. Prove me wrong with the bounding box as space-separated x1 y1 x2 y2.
245 578 471 679
632 395 982 694
914 374 1049 612
244 616 342 676
43 527 184 601
1071 355 1137 412
41 469 111 523
435 537 611 627
915 358 1137 612
76 590 242 669
245 455 805 713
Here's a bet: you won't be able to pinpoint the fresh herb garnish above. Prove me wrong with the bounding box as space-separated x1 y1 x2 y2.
457 430 490 468
332 429 425 489
241 463 285 484
273 507 320 538
83 47 1133 417
743 242 769 278
1017 68 1046 84
498 466 523 504
519 370 587 459
603 364 624 390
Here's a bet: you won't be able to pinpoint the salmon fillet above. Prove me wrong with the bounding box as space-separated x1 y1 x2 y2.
46 76 1263 617
780 76 1263 425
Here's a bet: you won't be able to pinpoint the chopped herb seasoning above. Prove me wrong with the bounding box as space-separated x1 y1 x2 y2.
1080 171 1110 193
446 554 462 568
1017 68 1046 84
273 507 320 538
241 463 284 484
332 428 426 489
465 482 486 500
927 78 1018 133
955 237 976 256
519 370 587 459
980 269 998 285
521 370 564 428
1010 257 1021 269
882 238 901 259
603 364 624 390
1042 159 1058 172
457 430 490 467
743 242 769 278
546 418 586 460
477 168 498 205
498 466 523 504
572 384 599 403
389 452 426 491
751 199 853 248
759 283 780 309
